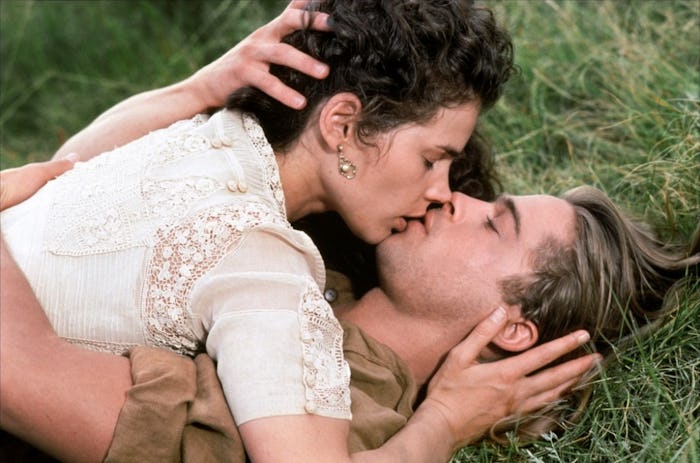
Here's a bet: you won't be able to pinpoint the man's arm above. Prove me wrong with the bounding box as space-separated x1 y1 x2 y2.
0 155 77 210
54 2 330 161
239 309 600 463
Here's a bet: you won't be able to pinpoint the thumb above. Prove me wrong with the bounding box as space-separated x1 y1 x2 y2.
447 307 507 366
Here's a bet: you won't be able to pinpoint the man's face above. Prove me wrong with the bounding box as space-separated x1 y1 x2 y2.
375 192 576 327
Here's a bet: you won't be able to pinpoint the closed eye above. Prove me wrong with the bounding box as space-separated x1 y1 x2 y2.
485 216 500 236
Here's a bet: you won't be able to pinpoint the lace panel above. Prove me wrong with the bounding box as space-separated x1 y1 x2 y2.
141 177 222 224
298 279 352 417
241 114 287 216
143 201 288 354
47 114 216 256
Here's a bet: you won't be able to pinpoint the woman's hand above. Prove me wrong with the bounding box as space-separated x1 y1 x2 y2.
417 308 601 450
55 1 331 161
0 155 78 211
187 0 331 110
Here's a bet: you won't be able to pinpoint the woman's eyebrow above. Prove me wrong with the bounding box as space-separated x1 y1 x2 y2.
436 145 460 158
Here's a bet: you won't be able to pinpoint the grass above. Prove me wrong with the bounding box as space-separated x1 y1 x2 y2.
1 1 698 462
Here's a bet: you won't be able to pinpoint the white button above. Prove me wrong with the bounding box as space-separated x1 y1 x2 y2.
220 135 233 146
305 401 317 413
226 180 238 192
305 374 316 387
237 181 248 193
211 138 222 148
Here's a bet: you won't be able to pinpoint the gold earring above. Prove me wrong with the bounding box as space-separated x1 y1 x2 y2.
337 144 356 180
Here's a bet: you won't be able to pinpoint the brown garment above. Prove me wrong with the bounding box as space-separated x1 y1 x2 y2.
104 349 245 463
105 321 416 462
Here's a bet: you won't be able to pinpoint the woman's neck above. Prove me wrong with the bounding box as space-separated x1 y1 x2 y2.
275 143 329 222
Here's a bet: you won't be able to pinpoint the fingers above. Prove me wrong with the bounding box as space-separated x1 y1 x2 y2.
39 152 80 178
285 1 332 32
0 155 78 211
501 329 592 375
251 70 307 110
240 4 330 109
447 307 508 364
263 42 329 79
517 352 602 414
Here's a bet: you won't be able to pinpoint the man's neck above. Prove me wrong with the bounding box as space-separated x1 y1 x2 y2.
334 288 465 388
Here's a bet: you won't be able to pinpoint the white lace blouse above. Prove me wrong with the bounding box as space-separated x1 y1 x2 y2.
1 110 351 424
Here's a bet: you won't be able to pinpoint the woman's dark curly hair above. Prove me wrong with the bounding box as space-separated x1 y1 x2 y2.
226 0 514 152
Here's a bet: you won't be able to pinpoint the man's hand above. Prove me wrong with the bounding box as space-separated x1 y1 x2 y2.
0 154 78 211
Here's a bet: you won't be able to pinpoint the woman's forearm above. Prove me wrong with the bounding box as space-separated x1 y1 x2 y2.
351 406 455 463
53 78 212 161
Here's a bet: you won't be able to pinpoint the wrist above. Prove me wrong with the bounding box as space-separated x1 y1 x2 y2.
416 396 490 453
411 402 459 456
179 70 219 112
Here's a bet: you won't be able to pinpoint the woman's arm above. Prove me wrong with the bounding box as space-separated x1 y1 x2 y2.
54 2 330 161
238 311 599 463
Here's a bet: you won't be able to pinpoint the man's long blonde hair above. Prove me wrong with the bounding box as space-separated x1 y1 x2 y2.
494 185 699 442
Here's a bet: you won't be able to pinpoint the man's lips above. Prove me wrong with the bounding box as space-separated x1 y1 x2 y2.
423 209 437 232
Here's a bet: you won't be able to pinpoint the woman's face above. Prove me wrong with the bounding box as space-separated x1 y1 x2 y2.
333 102 480 244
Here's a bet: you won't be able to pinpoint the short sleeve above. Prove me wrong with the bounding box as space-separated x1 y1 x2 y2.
190 228 351 425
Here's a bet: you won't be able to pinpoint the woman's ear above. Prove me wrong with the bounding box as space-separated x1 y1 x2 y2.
318 93 362 149
491 315 539 353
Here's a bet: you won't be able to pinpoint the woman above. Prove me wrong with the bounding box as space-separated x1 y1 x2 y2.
1 1 532 462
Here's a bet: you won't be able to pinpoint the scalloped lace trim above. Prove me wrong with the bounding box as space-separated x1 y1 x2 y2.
64 337 138 355
241 113 286 215
299 279 352 417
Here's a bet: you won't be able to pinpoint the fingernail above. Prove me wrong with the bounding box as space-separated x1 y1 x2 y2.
314 63 329 77
292 95 306 109
576 330 591 343
490 306 506 323
65 152 80 163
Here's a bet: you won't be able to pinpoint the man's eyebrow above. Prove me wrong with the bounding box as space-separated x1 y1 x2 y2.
496 195 520 236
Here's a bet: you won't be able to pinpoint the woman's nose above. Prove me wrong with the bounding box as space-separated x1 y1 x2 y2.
424 164 452 204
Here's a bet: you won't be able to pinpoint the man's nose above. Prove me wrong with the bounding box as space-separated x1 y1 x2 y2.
449 191 490 222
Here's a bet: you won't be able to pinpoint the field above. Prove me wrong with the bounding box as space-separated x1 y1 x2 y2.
1 1 698 462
